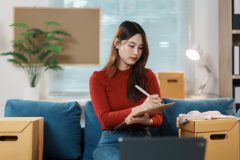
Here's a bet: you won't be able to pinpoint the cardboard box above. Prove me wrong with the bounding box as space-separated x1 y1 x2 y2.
178 119 239 160
0 117 44 160
156 72 185 99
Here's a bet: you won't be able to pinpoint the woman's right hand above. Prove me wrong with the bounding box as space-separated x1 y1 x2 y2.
131 94 161 116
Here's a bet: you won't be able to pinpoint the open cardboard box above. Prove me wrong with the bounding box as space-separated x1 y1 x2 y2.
0 117 44 160
178 119 239 160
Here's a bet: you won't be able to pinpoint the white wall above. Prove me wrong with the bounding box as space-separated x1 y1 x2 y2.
191 0 219 96
0 0 220 104
0 0 50 104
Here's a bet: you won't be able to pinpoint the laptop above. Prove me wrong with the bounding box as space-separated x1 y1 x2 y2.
119 137 206 160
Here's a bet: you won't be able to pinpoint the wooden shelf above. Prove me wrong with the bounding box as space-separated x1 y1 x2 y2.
219 0 232 97
232 30 240 34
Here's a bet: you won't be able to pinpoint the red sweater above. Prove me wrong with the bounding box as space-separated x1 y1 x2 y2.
89 68 163 130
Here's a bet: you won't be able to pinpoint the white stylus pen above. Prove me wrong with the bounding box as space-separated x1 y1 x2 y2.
135 85 150 97
135 85 162 104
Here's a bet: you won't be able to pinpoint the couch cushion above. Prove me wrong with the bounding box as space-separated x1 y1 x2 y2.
161 98 235 136
4 99 81 160
83 101 102 160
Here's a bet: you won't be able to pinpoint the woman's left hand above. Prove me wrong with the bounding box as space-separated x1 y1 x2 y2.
125 113 153 125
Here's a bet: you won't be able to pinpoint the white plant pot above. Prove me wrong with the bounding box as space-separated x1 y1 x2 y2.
23 87 39 100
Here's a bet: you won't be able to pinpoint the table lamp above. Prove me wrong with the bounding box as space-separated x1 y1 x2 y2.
186 46 212 95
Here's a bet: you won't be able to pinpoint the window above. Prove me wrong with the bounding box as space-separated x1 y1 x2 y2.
49 0 191 98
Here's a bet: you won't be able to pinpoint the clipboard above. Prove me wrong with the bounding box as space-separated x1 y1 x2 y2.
114 102 175 129
133 102 175 117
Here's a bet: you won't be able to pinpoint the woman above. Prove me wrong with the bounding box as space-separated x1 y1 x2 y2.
89 20 163 160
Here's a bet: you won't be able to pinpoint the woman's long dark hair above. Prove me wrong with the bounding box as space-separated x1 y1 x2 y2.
103 20 149 102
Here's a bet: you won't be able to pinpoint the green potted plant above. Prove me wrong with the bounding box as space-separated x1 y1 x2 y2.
1 21 70 98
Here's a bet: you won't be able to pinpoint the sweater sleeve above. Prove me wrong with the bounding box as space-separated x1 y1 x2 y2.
89 72 131 130
147 69 163 127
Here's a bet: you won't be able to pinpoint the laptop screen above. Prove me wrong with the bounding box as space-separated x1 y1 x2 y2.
119 137 206 160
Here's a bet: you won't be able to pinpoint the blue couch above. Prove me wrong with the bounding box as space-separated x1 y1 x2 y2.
4 98 236 160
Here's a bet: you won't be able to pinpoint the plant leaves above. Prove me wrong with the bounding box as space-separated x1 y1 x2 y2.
29 28 44 38
2 20 70 85
46 33 65 41
11 39 28 45
7 59 24 67
44 57 62 71
46 57 58 65
1 52 28 63
30 47 41 55
20 30 34 38
10 22 29 29
51 30 71 36
45 65 63 71
13 42 32 54
38 50 51 61
46 30 71 41
44 43 63 53
50 36 65 41
46 32 54 40
45 20 60 27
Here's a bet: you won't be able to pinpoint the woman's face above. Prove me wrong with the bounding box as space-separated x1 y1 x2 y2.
116 34 143 70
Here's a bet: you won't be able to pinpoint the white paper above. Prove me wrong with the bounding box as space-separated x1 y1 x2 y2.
234 46 240 75
235 87 240 103
234 0 240 14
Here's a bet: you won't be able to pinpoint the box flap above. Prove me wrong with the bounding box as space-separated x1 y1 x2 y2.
0 117 43 133
179 119 239 132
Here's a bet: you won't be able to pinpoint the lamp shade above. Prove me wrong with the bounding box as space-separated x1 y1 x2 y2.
185 48 200 61
185 46 213 96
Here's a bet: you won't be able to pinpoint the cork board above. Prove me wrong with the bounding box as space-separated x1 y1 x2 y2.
14 7 100 65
